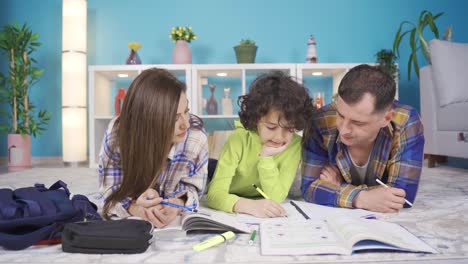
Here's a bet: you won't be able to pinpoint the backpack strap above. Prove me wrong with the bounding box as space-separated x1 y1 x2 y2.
13 187 56 216
15 199 42 217
47 180 71 197
0 223 57 250
35 180 71 197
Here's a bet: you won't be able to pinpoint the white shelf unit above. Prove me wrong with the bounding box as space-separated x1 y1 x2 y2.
88 64 191 168
191 64 296 118
88 63 395 168
296 63 398 99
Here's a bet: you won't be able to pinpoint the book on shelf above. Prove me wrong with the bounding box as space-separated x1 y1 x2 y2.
260 213 437 256
159 207 250 234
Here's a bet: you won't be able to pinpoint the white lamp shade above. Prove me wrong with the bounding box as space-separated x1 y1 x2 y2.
62 108 87 162
62 0 87 163
62 52 86 106
62 0 87 52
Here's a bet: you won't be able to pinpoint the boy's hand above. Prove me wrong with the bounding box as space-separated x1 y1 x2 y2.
319 164 343 186
234 198 287 218
353 187 406 213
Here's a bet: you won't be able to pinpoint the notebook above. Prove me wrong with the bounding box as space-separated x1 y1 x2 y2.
234 200 377 224
159 207 250 234
260 217 437 256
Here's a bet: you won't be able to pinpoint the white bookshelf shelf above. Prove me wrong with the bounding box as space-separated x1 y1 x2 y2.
88 63 382 168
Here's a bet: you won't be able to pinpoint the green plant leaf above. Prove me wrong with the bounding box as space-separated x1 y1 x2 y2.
426 13 440 39
412 48 420 79
393 21 413 57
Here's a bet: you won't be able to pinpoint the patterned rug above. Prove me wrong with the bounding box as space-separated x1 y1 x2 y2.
0 166 467 263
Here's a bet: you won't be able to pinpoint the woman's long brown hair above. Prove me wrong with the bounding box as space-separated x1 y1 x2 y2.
103 68 186 217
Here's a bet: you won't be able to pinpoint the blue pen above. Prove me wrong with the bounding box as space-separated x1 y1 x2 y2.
146 197 198 213
161 201 198 213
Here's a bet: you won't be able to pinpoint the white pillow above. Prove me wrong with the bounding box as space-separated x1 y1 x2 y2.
430 39 468 107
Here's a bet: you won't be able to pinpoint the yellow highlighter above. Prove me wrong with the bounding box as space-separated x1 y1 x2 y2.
193 231 235 252
252 184 270 199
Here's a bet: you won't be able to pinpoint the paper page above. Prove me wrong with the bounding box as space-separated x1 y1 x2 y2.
260 219 350 256
292 200 378 220
181 207 250 233
328 217 437 253
235 203 305 224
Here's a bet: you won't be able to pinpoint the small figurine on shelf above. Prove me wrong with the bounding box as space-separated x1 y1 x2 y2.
221 87 233 115
206 84 218 115
126 42 142 65
313 92 324 109
114 88 126 115
306 35 318 63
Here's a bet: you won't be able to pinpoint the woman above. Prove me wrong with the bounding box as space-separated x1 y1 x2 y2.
98 68 208 228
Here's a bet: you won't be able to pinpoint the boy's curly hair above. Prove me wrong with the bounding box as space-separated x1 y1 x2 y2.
238 71 314 131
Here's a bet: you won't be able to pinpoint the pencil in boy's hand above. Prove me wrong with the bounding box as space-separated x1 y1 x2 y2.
252 184 270 199
375 178 413 207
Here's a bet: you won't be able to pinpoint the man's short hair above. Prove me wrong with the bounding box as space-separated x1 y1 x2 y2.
338 64 396 113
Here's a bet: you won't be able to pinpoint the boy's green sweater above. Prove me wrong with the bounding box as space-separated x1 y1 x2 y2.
206 121 301 212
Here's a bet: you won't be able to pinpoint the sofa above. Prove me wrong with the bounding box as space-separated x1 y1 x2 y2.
420 39 468 167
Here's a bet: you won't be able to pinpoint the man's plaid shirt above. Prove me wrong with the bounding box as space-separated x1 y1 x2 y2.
302 101 424 208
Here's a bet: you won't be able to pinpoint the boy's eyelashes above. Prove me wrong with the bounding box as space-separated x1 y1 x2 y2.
266 126 295 133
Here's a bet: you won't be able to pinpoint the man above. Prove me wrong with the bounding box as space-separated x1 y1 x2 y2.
302 64 424 213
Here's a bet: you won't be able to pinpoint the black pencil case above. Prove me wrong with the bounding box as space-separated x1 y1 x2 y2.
61 219 153 254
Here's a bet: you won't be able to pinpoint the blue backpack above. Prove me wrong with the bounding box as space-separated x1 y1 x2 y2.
0 180 102 250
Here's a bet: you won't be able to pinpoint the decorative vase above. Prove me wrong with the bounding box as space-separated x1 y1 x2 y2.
306 35 318 63
114 88 126 115
126 50 142 64
172 40 192 64
206 84 218 115
221 87 233 115
7 134 32 172
234 45 257 63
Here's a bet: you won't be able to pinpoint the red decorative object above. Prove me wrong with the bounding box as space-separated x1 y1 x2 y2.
114 88 126 115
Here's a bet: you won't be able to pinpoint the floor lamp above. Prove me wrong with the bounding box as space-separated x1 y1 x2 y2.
62 0 87 165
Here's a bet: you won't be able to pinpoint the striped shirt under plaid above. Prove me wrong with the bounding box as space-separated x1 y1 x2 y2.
98 116 209 218
302 101 424 208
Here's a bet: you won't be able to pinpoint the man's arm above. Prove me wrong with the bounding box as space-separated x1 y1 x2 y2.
302 123 367 208
385 109 424 206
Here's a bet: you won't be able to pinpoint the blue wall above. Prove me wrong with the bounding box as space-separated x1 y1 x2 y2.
1 0 468 157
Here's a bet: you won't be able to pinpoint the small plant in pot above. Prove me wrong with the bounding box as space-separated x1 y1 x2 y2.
234 39 257 64
0 22 51 171
375 49 398 80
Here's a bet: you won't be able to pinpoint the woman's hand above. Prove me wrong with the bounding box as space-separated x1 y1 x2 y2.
234 198 287 218
159 197 184 223
128 188 177 228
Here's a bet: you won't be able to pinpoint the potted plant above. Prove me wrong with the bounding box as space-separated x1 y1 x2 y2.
392 10 451 80
234 39 257 64
0 22 51 171
375 49 398 80
169 26 197 64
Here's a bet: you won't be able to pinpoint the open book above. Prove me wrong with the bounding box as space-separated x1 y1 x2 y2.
160 207 250 234
260 217 437 255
